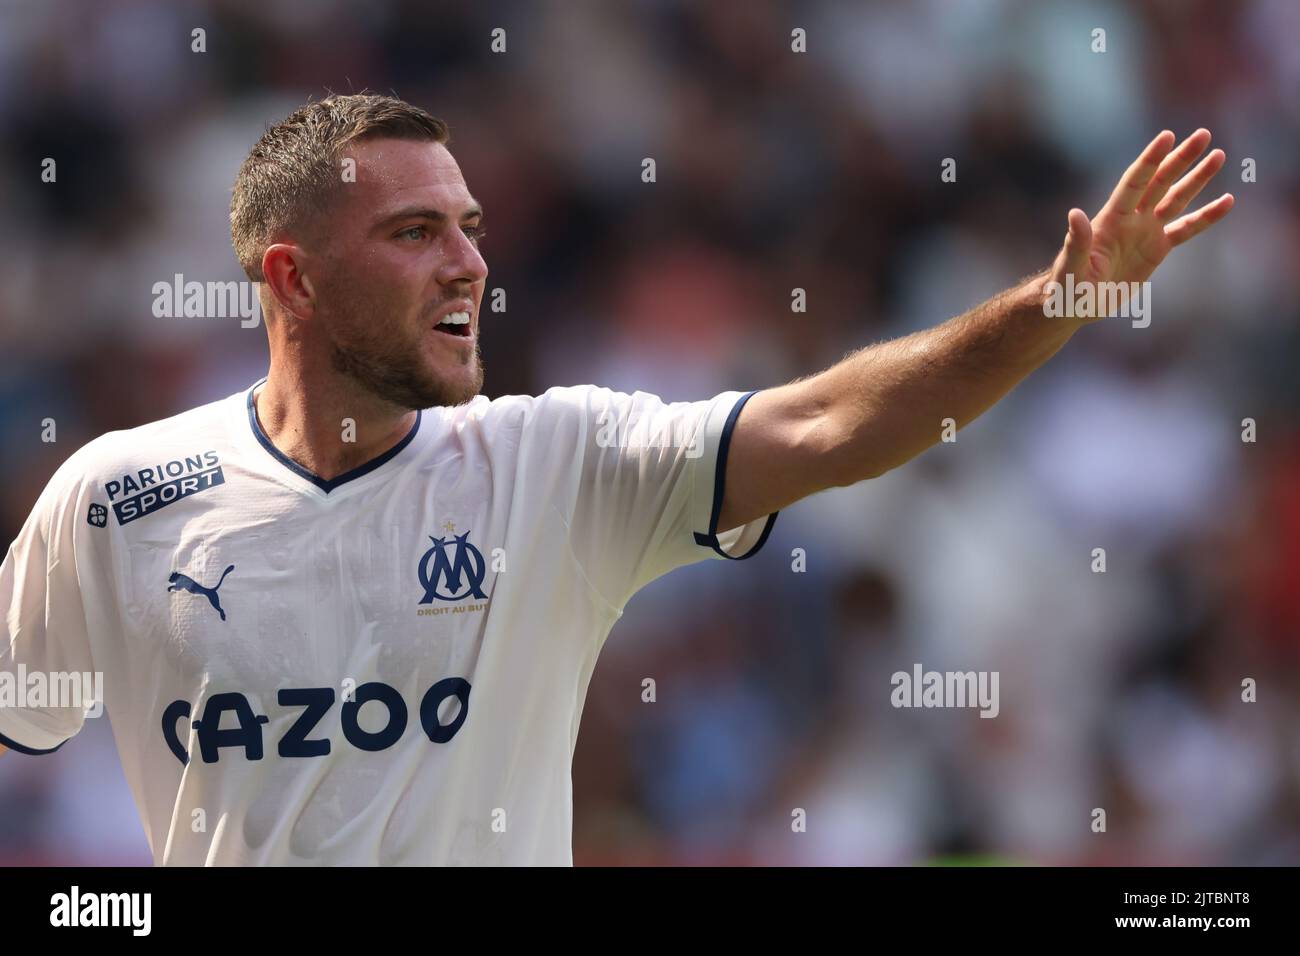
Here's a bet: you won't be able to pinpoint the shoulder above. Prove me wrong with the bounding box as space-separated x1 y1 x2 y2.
441 385 668 432
432 387 749 457
40 392 239 506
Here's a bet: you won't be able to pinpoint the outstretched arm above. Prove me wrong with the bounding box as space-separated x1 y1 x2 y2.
719 129 1234 530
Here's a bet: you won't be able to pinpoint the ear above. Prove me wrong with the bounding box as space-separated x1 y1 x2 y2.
261 243 316 320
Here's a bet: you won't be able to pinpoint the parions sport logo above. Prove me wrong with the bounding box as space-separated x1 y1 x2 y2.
103 451 225 525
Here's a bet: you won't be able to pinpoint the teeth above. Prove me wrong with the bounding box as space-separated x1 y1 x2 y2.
439 311 470 326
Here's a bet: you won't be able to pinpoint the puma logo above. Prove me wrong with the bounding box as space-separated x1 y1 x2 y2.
167 564 235 621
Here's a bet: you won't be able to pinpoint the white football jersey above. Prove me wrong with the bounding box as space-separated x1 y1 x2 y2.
0 379 777 865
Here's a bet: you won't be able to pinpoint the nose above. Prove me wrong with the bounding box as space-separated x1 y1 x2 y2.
438 229 488 287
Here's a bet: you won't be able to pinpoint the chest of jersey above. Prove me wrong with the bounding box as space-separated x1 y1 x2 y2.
119 481 501 698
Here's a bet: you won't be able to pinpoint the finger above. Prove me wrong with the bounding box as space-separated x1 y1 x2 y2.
1060 207 1093 276
1164 192 1235 246
1137 128 1212 212
1049 207 1093 288
1105 130 1175 215
1154 148 1225 222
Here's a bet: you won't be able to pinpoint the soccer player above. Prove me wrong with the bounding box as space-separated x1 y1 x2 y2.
0 95 1232 865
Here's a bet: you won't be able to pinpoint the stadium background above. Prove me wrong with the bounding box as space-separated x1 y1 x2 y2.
2 0 1298 865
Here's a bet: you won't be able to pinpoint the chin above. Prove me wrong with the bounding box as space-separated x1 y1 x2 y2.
420 362 482 409
331 335 482 410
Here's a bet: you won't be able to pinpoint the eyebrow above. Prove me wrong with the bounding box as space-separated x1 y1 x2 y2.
375 204 484 228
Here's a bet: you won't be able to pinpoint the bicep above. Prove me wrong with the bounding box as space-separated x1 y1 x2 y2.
717 382 842 531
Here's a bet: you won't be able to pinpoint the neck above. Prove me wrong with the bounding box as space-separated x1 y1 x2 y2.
253 368 417 483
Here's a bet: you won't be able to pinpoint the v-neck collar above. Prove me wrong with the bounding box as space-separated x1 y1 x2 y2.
244 380 422 494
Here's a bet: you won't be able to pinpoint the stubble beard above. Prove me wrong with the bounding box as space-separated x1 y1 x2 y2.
327 311 484 411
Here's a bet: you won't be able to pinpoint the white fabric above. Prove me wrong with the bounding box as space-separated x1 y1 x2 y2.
0 381 775 865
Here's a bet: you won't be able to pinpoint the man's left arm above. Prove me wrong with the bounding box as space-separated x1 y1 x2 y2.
719 128 1235 531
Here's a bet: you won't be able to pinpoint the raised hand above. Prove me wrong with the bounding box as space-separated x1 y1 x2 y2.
1048 129 1234 312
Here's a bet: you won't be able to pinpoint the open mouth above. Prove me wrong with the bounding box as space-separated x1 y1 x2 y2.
433 310 472 337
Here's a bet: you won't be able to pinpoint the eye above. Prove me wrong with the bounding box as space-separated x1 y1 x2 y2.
397 225 427 241
463 225 486 245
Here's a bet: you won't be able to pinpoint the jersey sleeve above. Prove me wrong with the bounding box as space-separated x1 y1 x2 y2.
0 452 98 754
522 385 778 611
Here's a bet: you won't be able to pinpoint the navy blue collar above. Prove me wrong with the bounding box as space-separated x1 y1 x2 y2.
246 382 421 494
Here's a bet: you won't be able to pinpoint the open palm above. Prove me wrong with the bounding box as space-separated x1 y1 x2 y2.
1049 129 1234 309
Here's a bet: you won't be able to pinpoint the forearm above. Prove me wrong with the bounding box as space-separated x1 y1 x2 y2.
719 131 1232 532
810 269 1079 485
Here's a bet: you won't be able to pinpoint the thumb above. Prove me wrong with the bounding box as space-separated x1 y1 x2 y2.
1050 208 1093 284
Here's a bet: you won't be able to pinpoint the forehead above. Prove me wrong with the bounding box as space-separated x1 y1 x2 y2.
344 138 476 216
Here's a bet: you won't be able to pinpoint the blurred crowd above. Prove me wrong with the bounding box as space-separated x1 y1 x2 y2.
2 0 1299 865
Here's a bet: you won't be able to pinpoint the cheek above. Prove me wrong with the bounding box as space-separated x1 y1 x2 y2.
320 250 431 334
373 260 432 314
338 268 413 321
